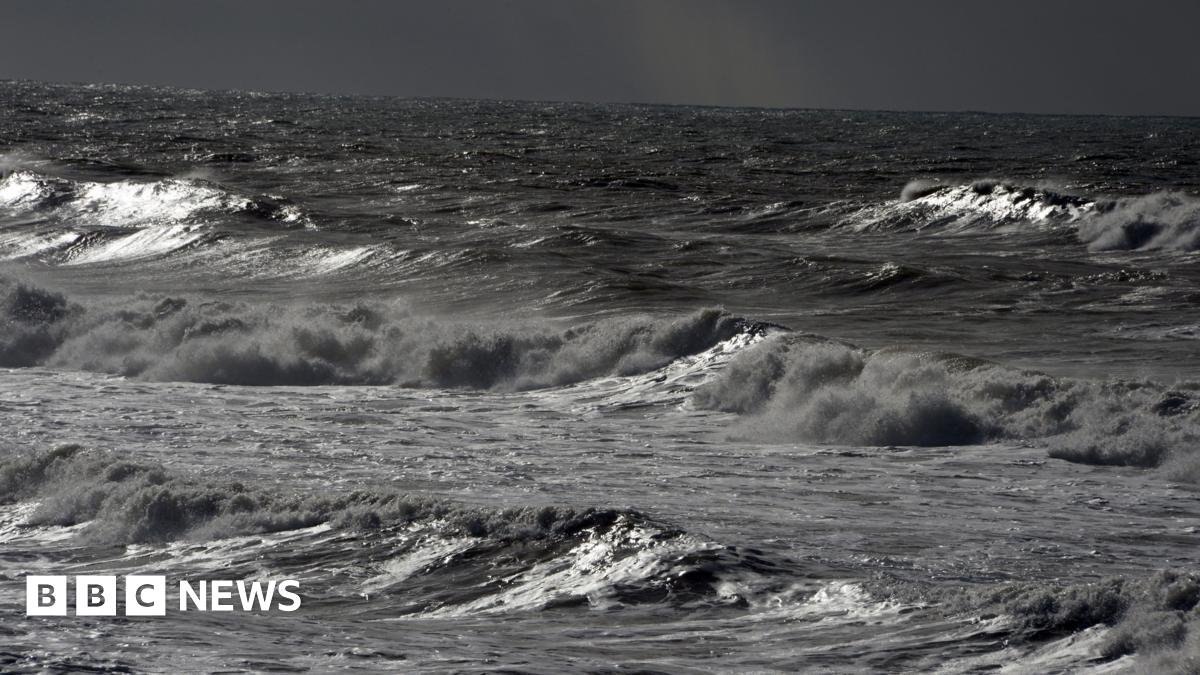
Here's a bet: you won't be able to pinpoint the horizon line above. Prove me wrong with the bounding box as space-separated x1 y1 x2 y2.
4 76 1200 122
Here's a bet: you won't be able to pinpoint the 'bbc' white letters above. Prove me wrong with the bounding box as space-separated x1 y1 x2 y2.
75 575 117 616
26 575 67 616
125 575 167 616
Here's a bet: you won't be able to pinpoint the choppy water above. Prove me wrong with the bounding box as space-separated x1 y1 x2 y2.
1 80 1199 672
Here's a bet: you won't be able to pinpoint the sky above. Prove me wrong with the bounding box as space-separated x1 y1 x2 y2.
2 0 1199 116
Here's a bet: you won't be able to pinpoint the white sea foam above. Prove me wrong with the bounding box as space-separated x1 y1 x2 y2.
361 531 476 593
0 171 56 208
930 625 1119 673
0 231 82 260
414 517 726 617
62 224 209 265
847 180 1094 232
1079 191 1200 251
67 178 248 227
0 170 251 227
850 179 1200 253
0 502 89 545
692 333 1198 468
294 245 382 275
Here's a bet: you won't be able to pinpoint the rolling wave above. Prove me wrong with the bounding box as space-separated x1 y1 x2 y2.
60 224 212 265
846 179 1095 233
0 167 307 265
691 333 1200 473
0 276 757 389
1079 191 1200 252
847 179 1200 252
876 571 1200 670
5 272 1196 473
0 445 785 615
0 169 299 227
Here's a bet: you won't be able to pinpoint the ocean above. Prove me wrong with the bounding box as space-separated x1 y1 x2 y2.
1 79 1198 672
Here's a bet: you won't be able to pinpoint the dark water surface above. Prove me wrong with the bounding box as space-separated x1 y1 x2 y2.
1 80 1198 672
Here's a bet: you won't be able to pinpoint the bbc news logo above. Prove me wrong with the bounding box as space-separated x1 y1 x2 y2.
26 576 302 616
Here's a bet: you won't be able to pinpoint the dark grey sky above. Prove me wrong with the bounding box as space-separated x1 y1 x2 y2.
3 0 1198 116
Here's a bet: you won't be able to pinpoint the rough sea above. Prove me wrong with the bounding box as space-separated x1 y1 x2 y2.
1 79 1199 672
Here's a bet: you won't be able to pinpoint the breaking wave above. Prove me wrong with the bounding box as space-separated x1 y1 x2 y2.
848 179 1200 253
864 571 1200 671
0 169 299 228
875 571 1200 670
0 168 306 265
0 446 783 614
988 572 1200 665
848 179 1094 232
0 276 754 389
1078 191 1200 252
691 333 1200 471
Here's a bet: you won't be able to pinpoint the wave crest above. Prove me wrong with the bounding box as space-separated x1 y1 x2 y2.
0 276 752 390
0 169 307 264
0 446 783 614
874 571 1200 667
1078 191 1200 252
851 179 1200 253
691 334 1199 469
0 169 292 227
848 180 1094 232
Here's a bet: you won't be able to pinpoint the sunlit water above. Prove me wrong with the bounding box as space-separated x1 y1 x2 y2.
1 80 1198 672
